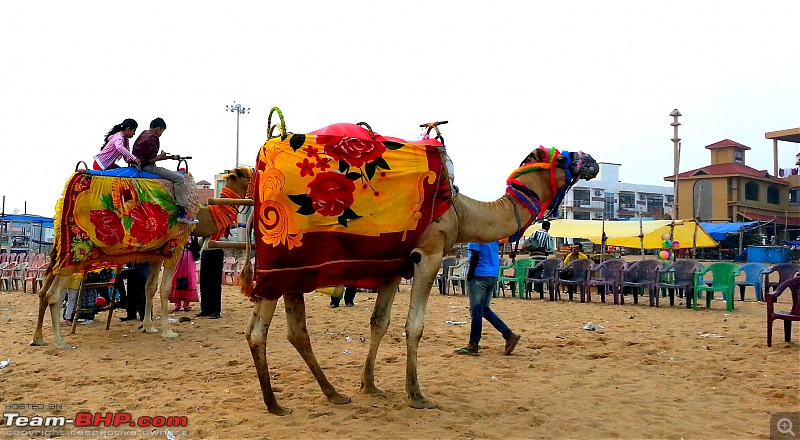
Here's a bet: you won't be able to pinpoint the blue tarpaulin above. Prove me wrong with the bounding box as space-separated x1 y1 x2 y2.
0 214 54 228
700 221 759 241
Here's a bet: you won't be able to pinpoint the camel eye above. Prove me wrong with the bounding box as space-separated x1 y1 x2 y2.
556 155 567 166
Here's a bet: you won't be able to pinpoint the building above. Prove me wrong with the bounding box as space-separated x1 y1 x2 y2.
0 214 54 255
664 132 800 240
561 162 674 221
196 179 214 206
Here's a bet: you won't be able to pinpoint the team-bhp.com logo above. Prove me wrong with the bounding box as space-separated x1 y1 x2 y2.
4 411 189 437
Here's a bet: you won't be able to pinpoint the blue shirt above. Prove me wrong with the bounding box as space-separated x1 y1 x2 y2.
467 241 500 278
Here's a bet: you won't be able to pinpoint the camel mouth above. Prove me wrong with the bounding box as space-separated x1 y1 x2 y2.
570 152 599 181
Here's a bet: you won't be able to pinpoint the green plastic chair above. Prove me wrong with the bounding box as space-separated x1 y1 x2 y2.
693 262 741 312
498 258 536 299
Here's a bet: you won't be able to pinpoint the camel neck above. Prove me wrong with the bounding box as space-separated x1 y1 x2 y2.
455 194 534 244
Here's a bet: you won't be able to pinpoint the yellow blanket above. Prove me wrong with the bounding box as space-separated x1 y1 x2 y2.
250 123 452 298
53 172 190 274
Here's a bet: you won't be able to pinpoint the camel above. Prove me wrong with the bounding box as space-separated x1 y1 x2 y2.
31 167 253 349
242 145 598 414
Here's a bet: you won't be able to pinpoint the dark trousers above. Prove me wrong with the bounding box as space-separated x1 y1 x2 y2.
116 268 146 320
199 249 224 316
330 287 357 306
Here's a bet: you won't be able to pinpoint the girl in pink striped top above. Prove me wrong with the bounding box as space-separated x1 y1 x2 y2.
93 119 141 170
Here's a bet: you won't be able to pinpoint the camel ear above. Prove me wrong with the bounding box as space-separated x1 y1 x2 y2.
521 147 547 166
531 148 547 162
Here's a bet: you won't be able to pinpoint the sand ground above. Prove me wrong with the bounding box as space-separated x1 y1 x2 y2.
1 282 797 439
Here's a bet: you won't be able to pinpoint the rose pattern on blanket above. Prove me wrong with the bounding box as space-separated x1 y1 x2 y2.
53 173 188 273
250 123 452 298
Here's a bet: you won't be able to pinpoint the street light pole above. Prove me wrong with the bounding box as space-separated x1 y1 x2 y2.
670 109 682 223
226 101 250 167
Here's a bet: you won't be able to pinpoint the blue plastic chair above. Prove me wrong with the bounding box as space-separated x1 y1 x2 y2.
735 262 768 302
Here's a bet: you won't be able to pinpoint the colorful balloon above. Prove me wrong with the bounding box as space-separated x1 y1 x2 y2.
671 241 681 249
662 240 672 249
661 233 671 240
658 250 671 260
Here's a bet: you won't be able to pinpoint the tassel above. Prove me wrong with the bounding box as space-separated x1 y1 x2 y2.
240 258 254 296
239 212 255 296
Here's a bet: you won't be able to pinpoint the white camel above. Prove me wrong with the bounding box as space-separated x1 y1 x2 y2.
242 146 598 414
31 167 252 349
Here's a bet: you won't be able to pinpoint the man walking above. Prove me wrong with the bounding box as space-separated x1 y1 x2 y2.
455 240 521 356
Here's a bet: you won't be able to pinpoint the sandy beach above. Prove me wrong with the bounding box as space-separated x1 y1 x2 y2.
1 281 797 439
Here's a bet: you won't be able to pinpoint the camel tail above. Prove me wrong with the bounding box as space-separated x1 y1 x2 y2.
240 212 254 296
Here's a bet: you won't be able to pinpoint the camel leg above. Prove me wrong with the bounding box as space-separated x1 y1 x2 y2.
158 265 178 338
48 277 73 349
246 298 290 415
283 292 351 405
142 262 162 334
31 273 56 346
404 252 442 409
31 275 73 349
32 274 74 349
360 277 401 395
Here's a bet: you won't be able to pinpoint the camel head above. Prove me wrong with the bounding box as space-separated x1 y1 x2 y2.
222 167 254 198
510 146 598 220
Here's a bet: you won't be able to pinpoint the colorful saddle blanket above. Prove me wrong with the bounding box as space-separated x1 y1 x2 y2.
249 123 453 299
52 172 197 274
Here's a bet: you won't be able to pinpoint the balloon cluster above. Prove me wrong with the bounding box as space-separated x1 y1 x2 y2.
658 233 680 260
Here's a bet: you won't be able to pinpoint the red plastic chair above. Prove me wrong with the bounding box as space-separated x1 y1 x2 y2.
766 275 800 347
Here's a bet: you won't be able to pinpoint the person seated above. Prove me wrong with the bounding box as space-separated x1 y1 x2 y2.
93 119 141 170
132 117 198 224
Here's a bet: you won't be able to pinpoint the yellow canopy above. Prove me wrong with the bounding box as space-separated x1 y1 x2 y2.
525 219 718 249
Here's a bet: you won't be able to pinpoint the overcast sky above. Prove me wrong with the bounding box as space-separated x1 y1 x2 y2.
1 1 798 216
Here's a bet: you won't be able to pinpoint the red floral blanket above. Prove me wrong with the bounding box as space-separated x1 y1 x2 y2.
52 173 191 274
249 123 452 299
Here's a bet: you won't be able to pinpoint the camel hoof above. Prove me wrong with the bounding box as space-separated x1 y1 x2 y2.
30 339 46 347
327 393 351 405
144 326 159 334
162 329 179 339
359 384 385 395
407 395 436 409
268 406 292 416
56 342 76 350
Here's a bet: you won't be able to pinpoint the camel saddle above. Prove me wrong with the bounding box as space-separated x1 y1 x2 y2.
51 171 199 274
249 123 454 299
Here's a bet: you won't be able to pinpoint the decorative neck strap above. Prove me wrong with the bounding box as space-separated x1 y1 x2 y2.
208 186 240 241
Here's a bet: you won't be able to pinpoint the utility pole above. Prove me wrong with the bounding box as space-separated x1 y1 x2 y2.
226 101 250 167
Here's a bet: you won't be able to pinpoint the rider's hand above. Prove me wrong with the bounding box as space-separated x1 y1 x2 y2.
134 158 141 166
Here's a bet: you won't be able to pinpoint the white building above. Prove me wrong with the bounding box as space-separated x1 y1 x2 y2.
561 162 674 221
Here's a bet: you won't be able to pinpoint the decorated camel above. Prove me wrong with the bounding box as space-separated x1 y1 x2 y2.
240 111 599 414
31 167 253 349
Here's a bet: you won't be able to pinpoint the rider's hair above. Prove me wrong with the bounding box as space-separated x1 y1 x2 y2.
101 118 138 150
149 117 167 129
